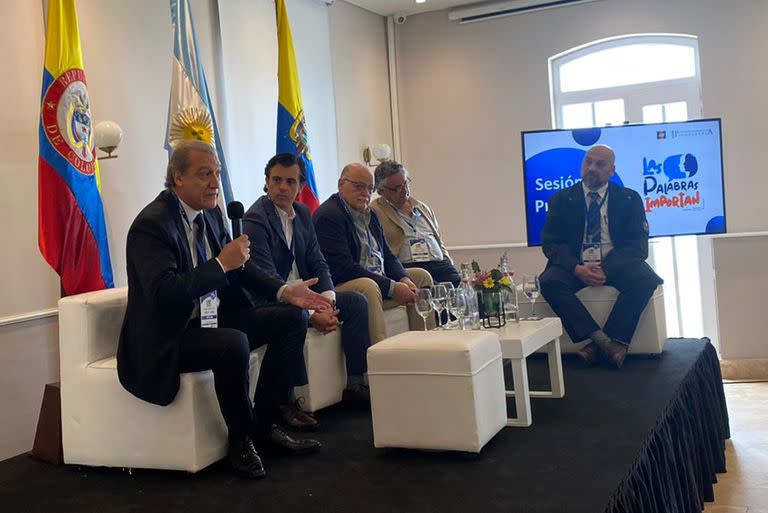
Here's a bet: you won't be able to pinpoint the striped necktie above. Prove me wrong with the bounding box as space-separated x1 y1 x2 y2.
586 191 601 243
193 213 208 266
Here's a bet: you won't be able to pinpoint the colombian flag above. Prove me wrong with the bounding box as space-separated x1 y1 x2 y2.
276 0 320 212
38 0 113 295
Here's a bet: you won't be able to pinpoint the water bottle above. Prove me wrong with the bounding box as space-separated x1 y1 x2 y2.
460 263 481 329
499 253 519 322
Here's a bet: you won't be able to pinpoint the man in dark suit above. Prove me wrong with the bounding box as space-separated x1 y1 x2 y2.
313 163 434 345
117 140 330 479
539 145 663 368
243 153 371 406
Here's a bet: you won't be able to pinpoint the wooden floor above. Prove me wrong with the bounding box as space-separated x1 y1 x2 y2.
705 382 768 513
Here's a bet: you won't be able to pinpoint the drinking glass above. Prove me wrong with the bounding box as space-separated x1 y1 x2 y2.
522 275 542 321
501 285 519 323
440 282 457 329
414 288 434 331
454 288 471 330
431 283 448 329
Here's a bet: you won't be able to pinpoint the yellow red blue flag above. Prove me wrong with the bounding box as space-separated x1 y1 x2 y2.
38 0 113 295
276 0 320 211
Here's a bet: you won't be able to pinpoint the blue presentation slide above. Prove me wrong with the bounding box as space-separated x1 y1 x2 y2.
521 119 726 246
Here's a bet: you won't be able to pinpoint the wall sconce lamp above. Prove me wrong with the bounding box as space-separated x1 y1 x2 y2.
363 143 392 167
94 121 123 160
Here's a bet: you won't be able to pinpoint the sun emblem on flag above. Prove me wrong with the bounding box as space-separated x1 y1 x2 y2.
168 107 215 148
290 110 311 159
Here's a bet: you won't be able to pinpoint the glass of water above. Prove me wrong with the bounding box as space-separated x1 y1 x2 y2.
415 288 434 331
454 288 471 330
522 274 542 321
440 282 457 329
431 283 448 329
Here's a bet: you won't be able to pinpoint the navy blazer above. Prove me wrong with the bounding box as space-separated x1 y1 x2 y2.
313 193 407 298
243 196 334 306
117 190 283 406
541 181 655 277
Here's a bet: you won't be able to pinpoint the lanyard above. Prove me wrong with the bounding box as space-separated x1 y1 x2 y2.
339 196 380 260
403 207 422 235
173 193 207 265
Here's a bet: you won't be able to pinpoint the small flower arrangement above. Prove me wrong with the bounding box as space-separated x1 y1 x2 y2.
470 260 514 293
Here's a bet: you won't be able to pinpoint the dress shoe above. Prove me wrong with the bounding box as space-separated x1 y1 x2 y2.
279 399 319 431
228 436 266 479
342 383 371 405
577 342 600 365
257 424 321 455
593 338 629 369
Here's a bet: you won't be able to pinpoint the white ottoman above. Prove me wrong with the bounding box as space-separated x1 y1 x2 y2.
367 330 506 453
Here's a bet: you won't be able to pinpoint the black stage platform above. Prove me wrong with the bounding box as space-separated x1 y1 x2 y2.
0 339 729 513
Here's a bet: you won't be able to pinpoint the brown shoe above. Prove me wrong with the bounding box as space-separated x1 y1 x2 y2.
577 342 600 365
594 338 629 369
279 400 319 432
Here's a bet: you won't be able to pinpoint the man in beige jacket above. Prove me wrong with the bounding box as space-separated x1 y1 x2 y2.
371 161 461 287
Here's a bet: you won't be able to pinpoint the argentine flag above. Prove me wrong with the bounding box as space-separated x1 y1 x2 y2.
166 0 233 208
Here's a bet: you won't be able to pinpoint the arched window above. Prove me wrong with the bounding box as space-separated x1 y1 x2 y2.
548 34 706 340
550 34 701 128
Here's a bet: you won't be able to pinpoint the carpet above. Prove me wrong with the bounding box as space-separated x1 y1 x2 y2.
0 339 728 513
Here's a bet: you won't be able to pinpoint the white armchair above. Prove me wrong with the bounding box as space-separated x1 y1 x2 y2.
58 287 259 472
518 285 667 354
58 288 410 470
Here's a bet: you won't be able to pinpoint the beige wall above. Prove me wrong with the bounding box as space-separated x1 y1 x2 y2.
1 2 60 317
0 318 59 461
329 1 393 171
394 0 768 247
712 234 768 360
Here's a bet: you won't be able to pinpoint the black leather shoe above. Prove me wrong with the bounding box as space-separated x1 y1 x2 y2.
594 338 629 369
258 424 321 455
279 399 319 432
228 436 266 479
342 383 371 405
577 342 600 365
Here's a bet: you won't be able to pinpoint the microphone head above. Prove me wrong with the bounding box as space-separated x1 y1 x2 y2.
226 201 244 220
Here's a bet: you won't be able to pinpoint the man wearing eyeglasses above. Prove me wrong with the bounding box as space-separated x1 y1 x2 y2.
371 161 461 287
314 163 434 345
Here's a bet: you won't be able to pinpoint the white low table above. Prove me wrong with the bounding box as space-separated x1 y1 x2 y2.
490 317 565 427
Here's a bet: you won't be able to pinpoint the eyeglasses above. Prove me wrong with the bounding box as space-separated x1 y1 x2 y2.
342 178 375 194
380 178 411 194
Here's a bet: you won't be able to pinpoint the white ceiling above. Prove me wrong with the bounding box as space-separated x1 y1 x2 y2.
344 0 481 17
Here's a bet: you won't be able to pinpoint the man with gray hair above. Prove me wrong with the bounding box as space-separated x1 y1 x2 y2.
117 140 330 479
313 163 434 345
371 160 460 287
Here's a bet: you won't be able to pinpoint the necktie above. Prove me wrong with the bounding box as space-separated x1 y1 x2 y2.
193 214 208 266
586 191 601 243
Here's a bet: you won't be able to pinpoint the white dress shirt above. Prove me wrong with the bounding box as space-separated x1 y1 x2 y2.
275 203 336 304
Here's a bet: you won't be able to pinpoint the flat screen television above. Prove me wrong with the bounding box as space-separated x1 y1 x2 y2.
521 118 726 246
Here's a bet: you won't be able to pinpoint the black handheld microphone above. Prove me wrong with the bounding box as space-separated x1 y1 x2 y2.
226 201 245 239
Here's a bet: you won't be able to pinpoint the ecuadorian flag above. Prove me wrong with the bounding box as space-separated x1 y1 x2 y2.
38 0 113 295
276 0 320 212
